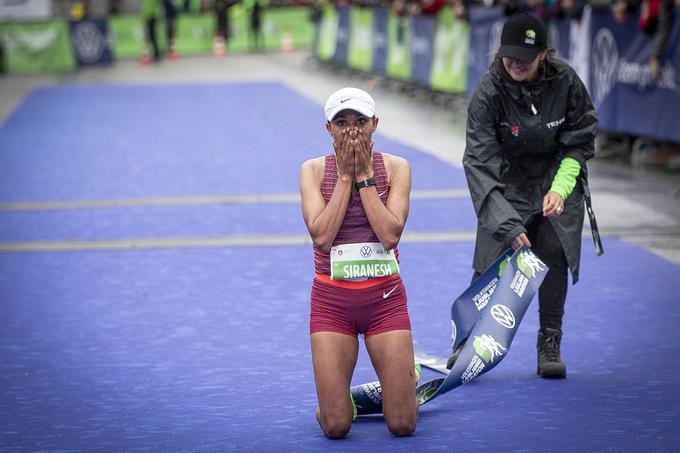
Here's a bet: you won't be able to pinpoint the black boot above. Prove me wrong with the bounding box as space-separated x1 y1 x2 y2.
537 328 566 379
446 337 467 370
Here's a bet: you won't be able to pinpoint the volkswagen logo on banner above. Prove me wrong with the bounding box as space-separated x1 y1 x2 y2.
360 246 372 258
591 28 618 108
70 19 113 66
490 304 515 329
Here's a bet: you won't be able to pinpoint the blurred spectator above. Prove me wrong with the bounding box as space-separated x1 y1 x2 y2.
391 0 410 44
610 0 640 22
310 0 324 53
410 0 446 15
249 0 265 51
607 0 674 81
141 0 161 64
163 0 179 59
640 0 674 80
139 0 180 63
0 39 5 75
213 0 240 56
391 0 409 16
499 0 551 21
451 0 470 21
110 0 122 14
552 0 588 21
500 0 528 16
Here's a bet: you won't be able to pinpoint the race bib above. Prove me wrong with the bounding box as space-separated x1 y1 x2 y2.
330 242 400 281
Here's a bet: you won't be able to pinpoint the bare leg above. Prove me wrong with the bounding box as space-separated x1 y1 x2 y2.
311 331 359 439
365 330 418 436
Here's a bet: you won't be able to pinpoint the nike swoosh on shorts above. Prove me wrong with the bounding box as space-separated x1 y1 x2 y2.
383 285 398 299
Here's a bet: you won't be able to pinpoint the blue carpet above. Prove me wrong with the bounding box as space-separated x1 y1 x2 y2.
0 197 477 242
0 83 678 451
0 83 466 203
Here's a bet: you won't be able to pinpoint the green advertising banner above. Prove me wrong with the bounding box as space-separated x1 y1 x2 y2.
110 14 213 58
255 6 314 52
0 20 76 74
109 7 312 59
108 15 147 58
227 6 313 53
429 6 469 93
386 13 410 81
224 4 251 52
185 0 203 13
173 14 213 54
346 7 373 71
316 5 338 60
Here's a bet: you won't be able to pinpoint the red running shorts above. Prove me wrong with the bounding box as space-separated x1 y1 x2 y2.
310 274 411 337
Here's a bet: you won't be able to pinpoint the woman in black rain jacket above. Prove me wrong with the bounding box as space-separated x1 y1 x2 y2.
459 13 598 378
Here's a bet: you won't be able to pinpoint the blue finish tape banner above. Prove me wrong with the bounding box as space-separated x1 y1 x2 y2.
350 246 548 415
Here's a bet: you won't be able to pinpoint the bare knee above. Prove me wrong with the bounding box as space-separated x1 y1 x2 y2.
386 412 417 437
316 409 352 439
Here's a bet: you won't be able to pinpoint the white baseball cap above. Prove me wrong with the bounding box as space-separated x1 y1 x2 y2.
324 87 376 121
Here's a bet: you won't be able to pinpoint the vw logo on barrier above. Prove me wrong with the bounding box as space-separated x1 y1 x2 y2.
360 246 372 258
71 21 105 64
490 304 515 329
592 29 618 108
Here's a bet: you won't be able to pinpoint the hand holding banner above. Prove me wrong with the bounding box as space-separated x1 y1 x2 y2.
350 246 549 415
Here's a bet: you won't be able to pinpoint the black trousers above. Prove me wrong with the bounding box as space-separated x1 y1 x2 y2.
473 215 568 331
215 3 231 38
145 18 160 60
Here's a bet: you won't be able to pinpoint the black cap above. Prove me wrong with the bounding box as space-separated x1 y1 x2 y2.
498 13 546 63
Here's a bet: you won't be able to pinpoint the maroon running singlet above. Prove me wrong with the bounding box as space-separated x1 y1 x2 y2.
309 152 411 337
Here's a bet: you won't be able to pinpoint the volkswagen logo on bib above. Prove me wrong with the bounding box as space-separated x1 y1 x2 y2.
490 304 516 329
360 246 372 258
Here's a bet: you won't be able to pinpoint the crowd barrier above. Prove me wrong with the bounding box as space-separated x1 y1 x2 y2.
315 5 680 143
0 6 314 71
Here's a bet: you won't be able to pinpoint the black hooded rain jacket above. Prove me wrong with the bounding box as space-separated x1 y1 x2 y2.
463 58 598 283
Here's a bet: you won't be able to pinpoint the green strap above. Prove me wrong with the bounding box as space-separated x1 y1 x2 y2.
550 157 581 200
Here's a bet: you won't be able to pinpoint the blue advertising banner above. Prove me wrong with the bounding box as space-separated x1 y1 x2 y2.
372 6 389 74
350 246 548 415
466 6 504 96
589 11 680 142
549 17 571 60
409 14 436 86
69 19 113 67
332 6 351 66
